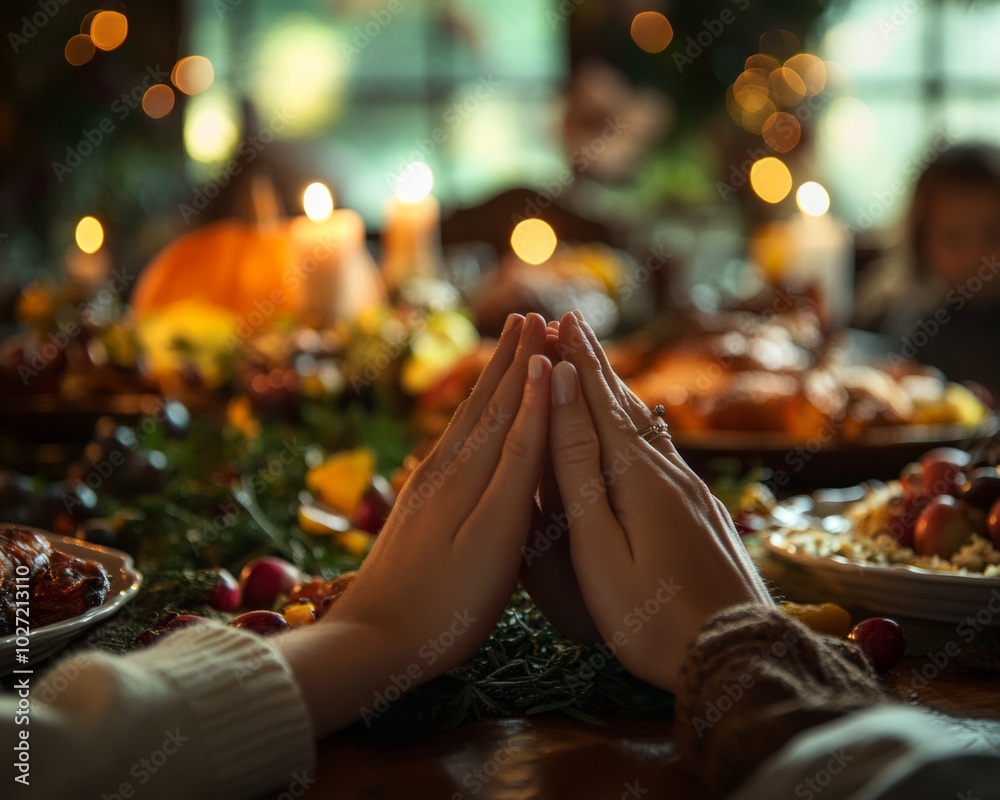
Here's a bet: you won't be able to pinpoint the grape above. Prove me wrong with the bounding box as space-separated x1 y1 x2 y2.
847 617 905 671
961 468 1000 513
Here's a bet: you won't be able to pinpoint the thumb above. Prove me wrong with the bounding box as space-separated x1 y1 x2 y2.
549 361 631 568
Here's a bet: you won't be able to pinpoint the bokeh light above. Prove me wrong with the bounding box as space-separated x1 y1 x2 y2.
172 56 215 96
184 92 240 162
750 157 793 204
630 12 673 54
769 67 807 107
65 34 95 66
511 219 558 265
785 53 826 96
762 111 801 153
796 182 831 216
303 182 334 221
75 216 104 254
91 11 127 51
142 84 175 119
745 54 780 73
395 163 434 204
741 98 777 134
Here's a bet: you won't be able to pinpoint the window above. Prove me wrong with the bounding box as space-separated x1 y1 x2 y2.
185 0 567 223
819 0 1000 231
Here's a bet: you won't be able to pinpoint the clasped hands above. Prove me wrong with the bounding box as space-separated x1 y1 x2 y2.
282 312 771 738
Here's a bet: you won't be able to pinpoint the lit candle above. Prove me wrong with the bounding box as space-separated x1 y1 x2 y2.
787 181 853 327
381 162 442 293
65 215 111 294
290 182 385 328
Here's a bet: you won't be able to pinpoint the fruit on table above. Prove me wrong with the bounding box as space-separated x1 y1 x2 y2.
207 568 242 612
130 220 300 323
229 610 292 636
352 478 394 535
780 602 852 638
847 617 905 671
988 498 1000 548
283 602 317 627
913 496 974 559
164 614 210 632
961 468 1000 513
306 449 375 516
238 556 301 610
891 498 923 549
288 573 357 618
919 447 971 498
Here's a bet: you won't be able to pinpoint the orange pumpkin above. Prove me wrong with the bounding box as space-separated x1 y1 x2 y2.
131 220 300 322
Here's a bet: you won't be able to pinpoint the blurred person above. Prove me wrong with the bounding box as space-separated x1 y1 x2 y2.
856 142 1000 395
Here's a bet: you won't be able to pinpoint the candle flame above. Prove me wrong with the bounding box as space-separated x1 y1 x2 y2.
303 182 334 222
395 162 433 204
75 216 104 254
511 219 557 265
796 181 830 216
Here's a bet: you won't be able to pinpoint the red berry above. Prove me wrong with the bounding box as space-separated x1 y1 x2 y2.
847 617 905 671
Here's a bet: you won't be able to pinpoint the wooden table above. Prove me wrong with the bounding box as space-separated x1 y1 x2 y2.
311 546 1000 799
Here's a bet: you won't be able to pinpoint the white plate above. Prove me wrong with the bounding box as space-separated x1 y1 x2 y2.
763 492 1000 625
1 530 143 676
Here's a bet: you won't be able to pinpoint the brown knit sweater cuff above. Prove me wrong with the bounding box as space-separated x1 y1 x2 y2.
674 603 888 796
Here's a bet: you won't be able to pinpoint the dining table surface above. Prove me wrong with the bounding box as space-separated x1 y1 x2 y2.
311 542 1000 799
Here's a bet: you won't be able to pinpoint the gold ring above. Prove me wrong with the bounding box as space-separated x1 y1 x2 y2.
638 423 669 442
652 404 665 417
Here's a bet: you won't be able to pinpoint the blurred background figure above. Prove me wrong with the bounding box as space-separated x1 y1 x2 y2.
856 143 1000 396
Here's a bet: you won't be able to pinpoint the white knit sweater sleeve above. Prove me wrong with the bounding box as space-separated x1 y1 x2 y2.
5 622 316 799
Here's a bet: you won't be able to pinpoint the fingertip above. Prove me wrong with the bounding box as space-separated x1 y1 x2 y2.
551 361 578 406
528 353 551 381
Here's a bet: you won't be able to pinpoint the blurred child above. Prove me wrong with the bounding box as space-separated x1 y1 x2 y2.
856 142 1000 395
